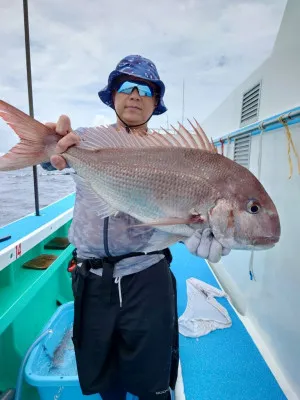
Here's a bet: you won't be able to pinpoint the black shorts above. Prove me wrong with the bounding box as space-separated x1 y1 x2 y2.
71 257 179 398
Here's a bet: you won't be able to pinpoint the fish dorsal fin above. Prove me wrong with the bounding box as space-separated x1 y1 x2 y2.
76 120 217 153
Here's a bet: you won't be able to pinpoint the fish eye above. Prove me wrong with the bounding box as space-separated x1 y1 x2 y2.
247 200 261 214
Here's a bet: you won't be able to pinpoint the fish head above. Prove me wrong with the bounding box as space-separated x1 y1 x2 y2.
207 174 281 251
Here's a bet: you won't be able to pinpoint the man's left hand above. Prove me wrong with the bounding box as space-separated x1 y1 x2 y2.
184 228 231 263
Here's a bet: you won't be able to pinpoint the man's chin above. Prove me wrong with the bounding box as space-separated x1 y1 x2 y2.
121 113 145 126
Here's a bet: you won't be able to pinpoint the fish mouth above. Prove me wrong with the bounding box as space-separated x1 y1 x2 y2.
233 235 280 250
248 235 280 250
252 236 280 245
250 243 275 250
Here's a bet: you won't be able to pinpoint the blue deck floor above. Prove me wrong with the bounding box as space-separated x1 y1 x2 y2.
0 194 75 252
170 243 286 400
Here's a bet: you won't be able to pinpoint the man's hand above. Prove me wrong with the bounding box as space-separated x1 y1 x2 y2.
184 228 231 263
45 115 80 170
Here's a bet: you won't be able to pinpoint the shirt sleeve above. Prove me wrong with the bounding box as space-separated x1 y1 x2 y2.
40 161 57 171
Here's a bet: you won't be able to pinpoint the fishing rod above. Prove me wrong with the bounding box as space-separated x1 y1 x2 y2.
23 0 40 216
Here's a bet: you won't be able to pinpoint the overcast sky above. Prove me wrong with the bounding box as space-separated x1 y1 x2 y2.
0 0 287 153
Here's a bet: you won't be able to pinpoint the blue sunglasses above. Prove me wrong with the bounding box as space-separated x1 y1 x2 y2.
116 81 155 97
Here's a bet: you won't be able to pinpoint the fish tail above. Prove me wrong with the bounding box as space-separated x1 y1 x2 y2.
0 100 59 171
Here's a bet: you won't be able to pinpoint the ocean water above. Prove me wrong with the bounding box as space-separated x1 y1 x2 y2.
0 166 75 228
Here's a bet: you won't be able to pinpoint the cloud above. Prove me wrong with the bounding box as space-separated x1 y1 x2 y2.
92 114 115 127
0 0 287 152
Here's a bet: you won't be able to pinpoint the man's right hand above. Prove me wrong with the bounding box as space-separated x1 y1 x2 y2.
45 115 81 170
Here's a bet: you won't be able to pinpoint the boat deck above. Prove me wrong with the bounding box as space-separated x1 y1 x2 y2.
0 195 287 399
170 243 286 400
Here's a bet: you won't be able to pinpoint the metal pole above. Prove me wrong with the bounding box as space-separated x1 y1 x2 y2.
181 79 185 125
23 0 40 216
233 110 300 139
216 109 300 144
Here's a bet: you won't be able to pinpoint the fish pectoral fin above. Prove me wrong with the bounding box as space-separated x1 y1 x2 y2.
72 174 118 218
130 216 205 228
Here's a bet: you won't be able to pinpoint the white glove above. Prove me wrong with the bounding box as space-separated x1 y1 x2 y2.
184 228 231 263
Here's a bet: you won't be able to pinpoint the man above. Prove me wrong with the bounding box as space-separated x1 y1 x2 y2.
42 55 230 400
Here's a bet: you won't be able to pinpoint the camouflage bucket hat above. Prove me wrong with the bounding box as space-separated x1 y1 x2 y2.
98 54 167 115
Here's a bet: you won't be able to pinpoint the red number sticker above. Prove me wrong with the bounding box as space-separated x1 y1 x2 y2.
16 243 22 258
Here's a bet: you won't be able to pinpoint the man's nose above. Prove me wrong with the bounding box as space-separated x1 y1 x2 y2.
129 87 141 100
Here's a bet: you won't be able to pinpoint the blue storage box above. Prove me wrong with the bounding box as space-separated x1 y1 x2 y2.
25 302 137 400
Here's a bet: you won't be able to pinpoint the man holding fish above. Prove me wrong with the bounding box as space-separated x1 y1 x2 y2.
0 55 280 400
43 54 229 400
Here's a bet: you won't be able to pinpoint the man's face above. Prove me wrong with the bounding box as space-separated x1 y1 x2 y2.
112 77 158 126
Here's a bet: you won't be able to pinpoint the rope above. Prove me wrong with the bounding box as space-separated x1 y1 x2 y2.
249 250 255 281
257 122 265 180
219 138 225 155
278 115 300 179
225 136 230 158
248 123 265 282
